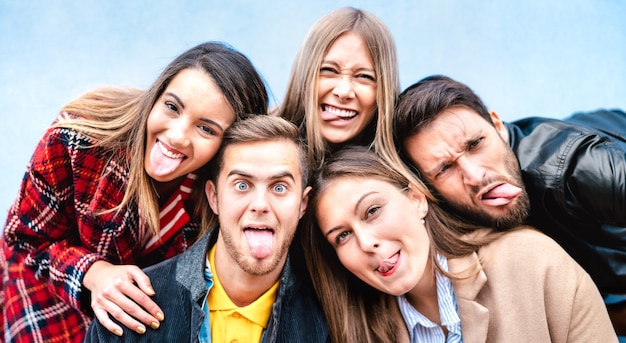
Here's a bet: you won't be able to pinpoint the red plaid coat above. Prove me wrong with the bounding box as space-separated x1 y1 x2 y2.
1 124 201 342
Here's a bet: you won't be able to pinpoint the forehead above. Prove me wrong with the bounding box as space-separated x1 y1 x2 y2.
219 139 302 180
412 107 489 142
319 177 394 207
324 31 372 62
405 107 489 165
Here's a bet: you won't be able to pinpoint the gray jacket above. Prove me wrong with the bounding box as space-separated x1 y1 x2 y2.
84 227 329 342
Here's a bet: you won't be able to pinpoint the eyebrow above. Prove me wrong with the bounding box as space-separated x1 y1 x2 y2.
423 134 481 178
166 91 225 133
227 169 296 182
424 161 444 179
166 92 185 109
324 191 377 238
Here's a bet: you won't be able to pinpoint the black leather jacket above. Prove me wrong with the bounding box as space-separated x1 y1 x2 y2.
506 109 626 295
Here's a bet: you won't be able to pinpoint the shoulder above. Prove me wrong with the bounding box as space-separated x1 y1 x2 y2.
479 227 579 272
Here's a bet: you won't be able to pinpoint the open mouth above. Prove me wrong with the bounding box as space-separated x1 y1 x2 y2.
157 140 185 159
243 227 275 259
377 252 400 276
479 182 522 207
322 104 357 120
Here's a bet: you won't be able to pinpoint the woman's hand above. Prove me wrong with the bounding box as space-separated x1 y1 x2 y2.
83 260 164 336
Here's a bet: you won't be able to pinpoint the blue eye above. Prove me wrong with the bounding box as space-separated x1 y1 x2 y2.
235 181 248 191
274 184 286 193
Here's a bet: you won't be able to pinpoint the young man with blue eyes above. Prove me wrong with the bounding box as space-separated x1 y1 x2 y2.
85 115 328 342
391 74 626 336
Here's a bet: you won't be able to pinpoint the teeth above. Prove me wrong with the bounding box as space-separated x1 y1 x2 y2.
158 141 184 159
324 105 357 118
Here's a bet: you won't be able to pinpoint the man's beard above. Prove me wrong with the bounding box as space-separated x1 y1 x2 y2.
434 149 530 230
443 190 530 230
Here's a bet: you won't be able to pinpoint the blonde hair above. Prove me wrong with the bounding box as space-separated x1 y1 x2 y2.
277 7 400 169
57 41 268 238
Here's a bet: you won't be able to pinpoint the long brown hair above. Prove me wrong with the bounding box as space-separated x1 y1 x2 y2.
302 146 503 342
58 41 268 238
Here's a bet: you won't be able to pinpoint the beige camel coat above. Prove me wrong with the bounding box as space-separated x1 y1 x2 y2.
448 227 617 342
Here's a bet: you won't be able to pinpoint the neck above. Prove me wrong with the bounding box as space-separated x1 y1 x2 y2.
151 175 186 206
405 258 441 324
213 241 283 307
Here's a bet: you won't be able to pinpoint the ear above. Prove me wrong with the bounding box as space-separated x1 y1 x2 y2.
489 110 509 143
205 180 219 215
299 186 312 219
406 183 429 219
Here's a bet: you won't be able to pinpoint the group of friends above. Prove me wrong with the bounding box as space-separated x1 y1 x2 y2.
1 6 625 343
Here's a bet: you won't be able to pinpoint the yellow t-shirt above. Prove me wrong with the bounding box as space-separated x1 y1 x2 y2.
207 245 279 343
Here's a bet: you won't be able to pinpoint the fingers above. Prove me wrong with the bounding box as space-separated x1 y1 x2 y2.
93 306 124 337
106 278 162 333
86 263 165 336
126 268 165 323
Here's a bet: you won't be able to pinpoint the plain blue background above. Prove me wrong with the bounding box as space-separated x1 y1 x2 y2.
1 1 625 225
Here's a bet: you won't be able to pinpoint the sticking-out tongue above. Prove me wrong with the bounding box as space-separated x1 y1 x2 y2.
481 183 522 206
378 253 399 274
149 142 183 176
244 229 274 259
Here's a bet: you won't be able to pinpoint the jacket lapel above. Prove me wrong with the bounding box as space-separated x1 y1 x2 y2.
448 252 489 343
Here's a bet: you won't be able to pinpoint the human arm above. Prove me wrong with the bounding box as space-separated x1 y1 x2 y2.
83 261 164 336
3 126 162 335
509 112 626 225
565 270 619 342
565 127 626 225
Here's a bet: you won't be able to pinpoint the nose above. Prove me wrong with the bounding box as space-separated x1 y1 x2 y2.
355 227 379 253
167 118 191 148
249 188 270 213
458 155 485 187
332 75 355 99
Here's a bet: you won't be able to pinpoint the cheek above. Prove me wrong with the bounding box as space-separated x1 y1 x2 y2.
278 200 303 229
145 115 157 137
317 78 334 99
335 247 361 274
358 87 377 114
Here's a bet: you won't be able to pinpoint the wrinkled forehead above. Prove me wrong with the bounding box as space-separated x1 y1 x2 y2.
219 140 303 182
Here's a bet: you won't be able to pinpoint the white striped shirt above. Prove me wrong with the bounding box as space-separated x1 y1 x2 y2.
397 254 463 343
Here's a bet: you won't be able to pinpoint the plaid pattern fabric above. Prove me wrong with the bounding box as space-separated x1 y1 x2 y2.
1 125 201 342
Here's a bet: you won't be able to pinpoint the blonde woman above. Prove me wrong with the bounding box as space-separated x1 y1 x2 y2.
276 7 399 169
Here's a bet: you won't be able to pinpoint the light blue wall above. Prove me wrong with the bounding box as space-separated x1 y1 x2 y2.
1 0 625 224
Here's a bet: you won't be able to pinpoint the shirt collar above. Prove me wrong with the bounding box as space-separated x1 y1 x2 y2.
207 244 278 327
397 254 463 341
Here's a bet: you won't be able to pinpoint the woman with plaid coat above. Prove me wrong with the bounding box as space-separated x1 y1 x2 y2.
1 41 268 342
